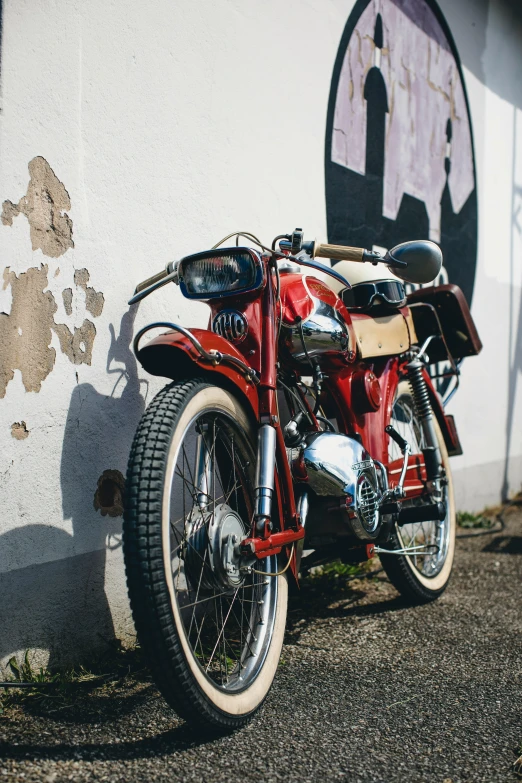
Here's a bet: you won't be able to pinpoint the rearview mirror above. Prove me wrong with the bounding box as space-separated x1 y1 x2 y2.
385 240 442 284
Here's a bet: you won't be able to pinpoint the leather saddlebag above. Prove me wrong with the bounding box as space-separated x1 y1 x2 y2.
407 284 482 364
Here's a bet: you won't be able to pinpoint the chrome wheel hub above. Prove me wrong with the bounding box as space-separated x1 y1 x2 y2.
185 503 246 592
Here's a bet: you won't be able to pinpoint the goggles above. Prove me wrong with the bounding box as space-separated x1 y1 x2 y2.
342 279 407 311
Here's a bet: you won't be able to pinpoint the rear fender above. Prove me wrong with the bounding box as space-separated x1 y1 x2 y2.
137 328 259 421
423 369 463 456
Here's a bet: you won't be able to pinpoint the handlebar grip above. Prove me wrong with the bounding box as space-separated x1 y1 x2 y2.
134 268 169 294
313 242 365 263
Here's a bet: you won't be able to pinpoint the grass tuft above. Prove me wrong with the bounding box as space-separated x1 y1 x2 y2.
303 558 377 592
0 643 148 718
456 510 495 529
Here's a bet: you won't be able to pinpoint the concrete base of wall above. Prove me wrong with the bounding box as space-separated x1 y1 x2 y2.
0 546 135 675
453 454 522 513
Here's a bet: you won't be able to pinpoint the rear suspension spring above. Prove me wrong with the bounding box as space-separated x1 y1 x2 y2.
406 359 432 420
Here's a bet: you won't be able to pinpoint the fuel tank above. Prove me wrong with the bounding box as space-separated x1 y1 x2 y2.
278 273 355 369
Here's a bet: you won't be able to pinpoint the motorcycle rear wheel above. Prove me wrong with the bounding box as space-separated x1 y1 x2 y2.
379 380 456 603
123 379 288 731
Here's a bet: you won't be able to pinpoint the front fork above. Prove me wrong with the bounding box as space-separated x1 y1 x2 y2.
195 420 304 559
197 265 304 563
195 429 212 510
195 424 279 525
254 425 277 533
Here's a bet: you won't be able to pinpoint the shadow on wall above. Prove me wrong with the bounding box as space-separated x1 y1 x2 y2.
0 306 147 669
502 110 522 501
466 0 522 112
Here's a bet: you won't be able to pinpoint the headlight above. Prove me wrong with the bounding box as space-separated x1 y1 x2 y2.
178 247 264 299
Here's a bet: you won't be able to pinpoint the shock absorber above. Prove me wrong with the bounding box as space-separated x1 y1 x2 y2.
406 356 443 486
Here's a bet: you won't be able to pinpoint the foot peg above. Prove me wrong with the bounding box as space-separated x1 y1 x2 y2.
396 501 446 526
385 425 411 498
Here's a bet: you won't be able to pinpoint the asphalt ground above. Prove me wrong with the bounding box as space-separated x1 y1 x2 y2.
1 511 521 783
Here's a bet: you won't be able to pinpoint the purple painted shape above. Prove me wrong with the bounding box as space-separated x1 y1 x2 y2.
331 0 474 242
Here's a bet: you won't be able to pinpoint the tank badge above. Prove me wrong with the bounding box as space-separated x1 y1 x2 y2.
213 310 248 343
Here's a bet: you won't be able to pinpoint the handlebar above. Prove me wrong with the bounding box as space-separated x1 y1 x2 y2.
129 230 408 306
313 242 365 263
129 261 179 305
309 239 405 268
134 268 169 294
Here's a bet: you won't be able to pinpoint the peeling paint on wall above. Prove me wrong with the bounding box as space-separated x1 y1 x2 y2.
0 159 106 394
74 269 105 317
1 157 74 258
54 319 97 365
11 421 29 440
0 265 104 396
93 470 125 517
62 288 73 316
0 265 58 396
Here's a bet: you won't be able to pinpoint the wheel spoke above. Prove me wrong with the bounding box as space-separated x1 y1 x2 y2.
206 585 241 673
187 546 210 639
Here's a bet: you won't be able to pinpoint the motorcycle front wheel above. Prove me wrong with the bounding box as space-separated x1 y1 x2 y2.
379 380 456 603
123 379 288 731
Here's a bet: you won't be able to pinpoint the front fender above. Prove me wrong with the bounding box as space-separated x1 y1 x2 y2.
136 327 259 420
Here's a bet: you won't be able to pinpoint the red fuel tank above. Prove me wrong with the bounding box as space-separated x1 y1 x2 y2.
278 273 356 369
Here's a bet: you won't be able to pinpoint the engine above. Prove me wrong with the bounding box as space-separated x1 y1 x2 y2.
298 431 386 540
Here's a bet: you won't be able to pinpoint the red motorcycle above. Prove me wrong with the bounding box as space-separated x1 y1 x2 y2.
123 229 481 731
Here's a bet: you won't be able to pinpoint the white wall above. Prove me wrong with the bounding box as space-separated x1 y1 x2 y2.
1 0 521 669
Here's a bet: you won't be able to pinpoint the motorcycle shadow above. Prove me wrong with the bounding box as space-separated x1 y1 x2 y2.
0 575 408 761
481 535 522 554
0 648 216 759
0 723 210 763
285 565 406 645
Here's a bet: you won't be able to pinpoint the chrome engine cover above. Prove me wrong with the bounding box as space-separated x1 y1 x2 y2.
301 432 383 539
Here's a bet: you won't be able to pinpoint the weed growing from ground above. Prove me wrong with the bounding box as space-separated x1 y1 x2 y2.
302 558 379 593
456 510 495 529
0 643 149 718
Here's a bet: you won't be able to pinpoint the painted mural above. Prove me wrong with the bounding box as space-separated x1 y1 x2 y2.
325 0 478 305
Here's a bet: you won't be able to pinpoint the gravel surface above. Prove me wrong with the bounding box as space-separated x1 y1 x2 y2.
1 512 521 783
